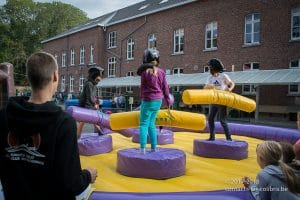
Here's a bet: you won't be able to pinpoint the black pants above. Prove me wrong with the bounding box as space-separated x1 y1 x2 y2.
208 105 231 140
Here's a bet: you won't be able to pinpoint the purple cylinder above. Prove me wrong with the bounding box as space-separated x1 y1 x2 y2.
78 133 112 156
66 106 110 128
117 148 186 179
193 139 248 160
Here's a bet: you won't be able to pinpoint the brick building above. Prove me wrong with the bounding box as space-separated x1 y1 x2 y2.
42 0 300 120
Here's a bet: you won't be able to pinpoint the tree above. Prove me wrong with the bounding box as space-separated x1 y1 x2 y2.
0 0 89 86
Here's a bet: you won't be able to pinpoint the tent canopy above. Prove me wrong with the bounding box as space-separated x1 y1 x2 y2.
98 69 300 88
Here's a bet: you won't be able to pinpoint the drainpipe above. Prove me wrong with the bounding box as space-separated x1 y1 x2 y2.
255 85 260 122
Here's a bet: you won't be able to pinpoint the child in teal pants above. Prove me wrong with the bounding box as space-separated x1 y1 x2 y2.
139 100 162 150
137 49 170 154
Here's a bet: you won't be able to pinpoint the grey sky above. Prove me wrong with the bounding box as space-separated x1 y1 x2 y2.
0 0 145 19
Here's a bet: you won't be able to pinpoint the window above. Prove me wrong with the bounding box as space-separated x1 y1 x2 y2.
244 13 260 45
79 75 84 93
243 62 260 70
242 62 259 94
69 75 74 93
108 57 116 77
173 29 184 54
62 51 66 67
126 86 133 93
127 38 134 60
127 71 134 76
289 84 300 94
80 46 85 64
204 66 210 73
173 86 180 92
173 68 183 74
290 59 300 68
109 31 117 48
148 34 157 49
70 48 75 66
205 22 217 50
61 75 65 92
291 7 300 40
90 45 94 64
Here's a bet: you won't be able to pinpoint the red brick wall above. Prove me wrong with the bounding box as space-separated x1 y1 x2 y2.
42 0 300 109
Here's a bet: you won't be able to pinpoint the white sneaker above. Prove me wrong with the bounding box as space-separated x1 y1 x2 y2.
140 148 146 154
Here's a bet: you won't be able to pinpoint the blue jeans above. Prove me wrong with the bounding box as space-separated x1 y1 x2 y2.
139 100 162 149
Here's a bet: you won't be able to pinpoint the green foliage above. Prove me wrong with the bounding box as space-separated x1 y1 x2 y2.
0 0 89 86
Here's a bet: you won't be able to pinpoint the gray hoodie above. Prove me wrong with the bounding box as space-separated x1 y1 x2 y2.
250 165 300 200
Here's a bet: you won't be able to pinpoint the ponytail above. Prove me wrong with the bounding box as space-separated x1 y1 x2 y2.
278 160 300 194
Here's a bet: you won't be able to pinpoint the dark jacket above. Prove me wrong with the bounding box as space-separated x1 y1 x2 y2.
0 97 91 200
79 79 98 109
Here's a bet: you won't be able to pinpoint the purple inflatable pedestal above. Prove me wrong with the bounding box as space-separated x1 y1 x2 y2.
117 148 186 179
131 129 174 145
78 133 113 156
193 139 248 160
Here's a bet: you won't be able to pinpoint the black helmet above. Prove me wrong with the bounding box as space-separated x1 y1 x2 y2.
88 67 103 80
143 49 159 64
207 58 224 72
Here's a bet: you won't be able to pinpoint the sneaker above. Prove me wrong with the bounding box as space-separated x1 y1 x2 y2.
151 148 156 152
226 138 232 141
140 148 146 155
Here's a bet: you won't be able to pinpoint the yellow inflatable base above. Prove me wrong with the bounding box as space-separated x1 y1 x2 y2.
80 132 261 192
182 89 256 113
110 110 206 131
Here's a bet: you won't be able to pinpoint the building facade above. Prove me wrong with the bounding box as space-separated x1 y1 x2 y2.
42 0 300 120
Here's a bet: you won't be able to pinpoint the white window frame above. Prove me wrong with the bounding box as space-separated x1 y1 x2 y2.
70 48 75 66
173 86 180 92
62 51 66 67
61 75 65 92
291 7 300 40
244 13 260 45
288 84 300 94
127 71 134 77
127 38 134 60
109 31 117 48
204 66 210 73
90 45 94 64
126 86 133 93
108 57 116 78
173 28 184 54
79 75 84 93
289 59 300 68
173 68 183 75
243 62 260 71
205 22 218 50
148 33 157 49
69 75 74 93
242 62 260 95
79 46 85 64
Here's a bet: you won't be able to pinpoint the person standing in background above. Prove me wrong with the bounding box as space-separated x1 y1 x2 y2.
77 67 103 138
204 58 235 141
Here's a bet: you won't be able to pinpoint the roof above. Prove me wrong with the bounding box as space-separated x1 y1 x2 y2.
98 68 300 88
42 0 196 43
